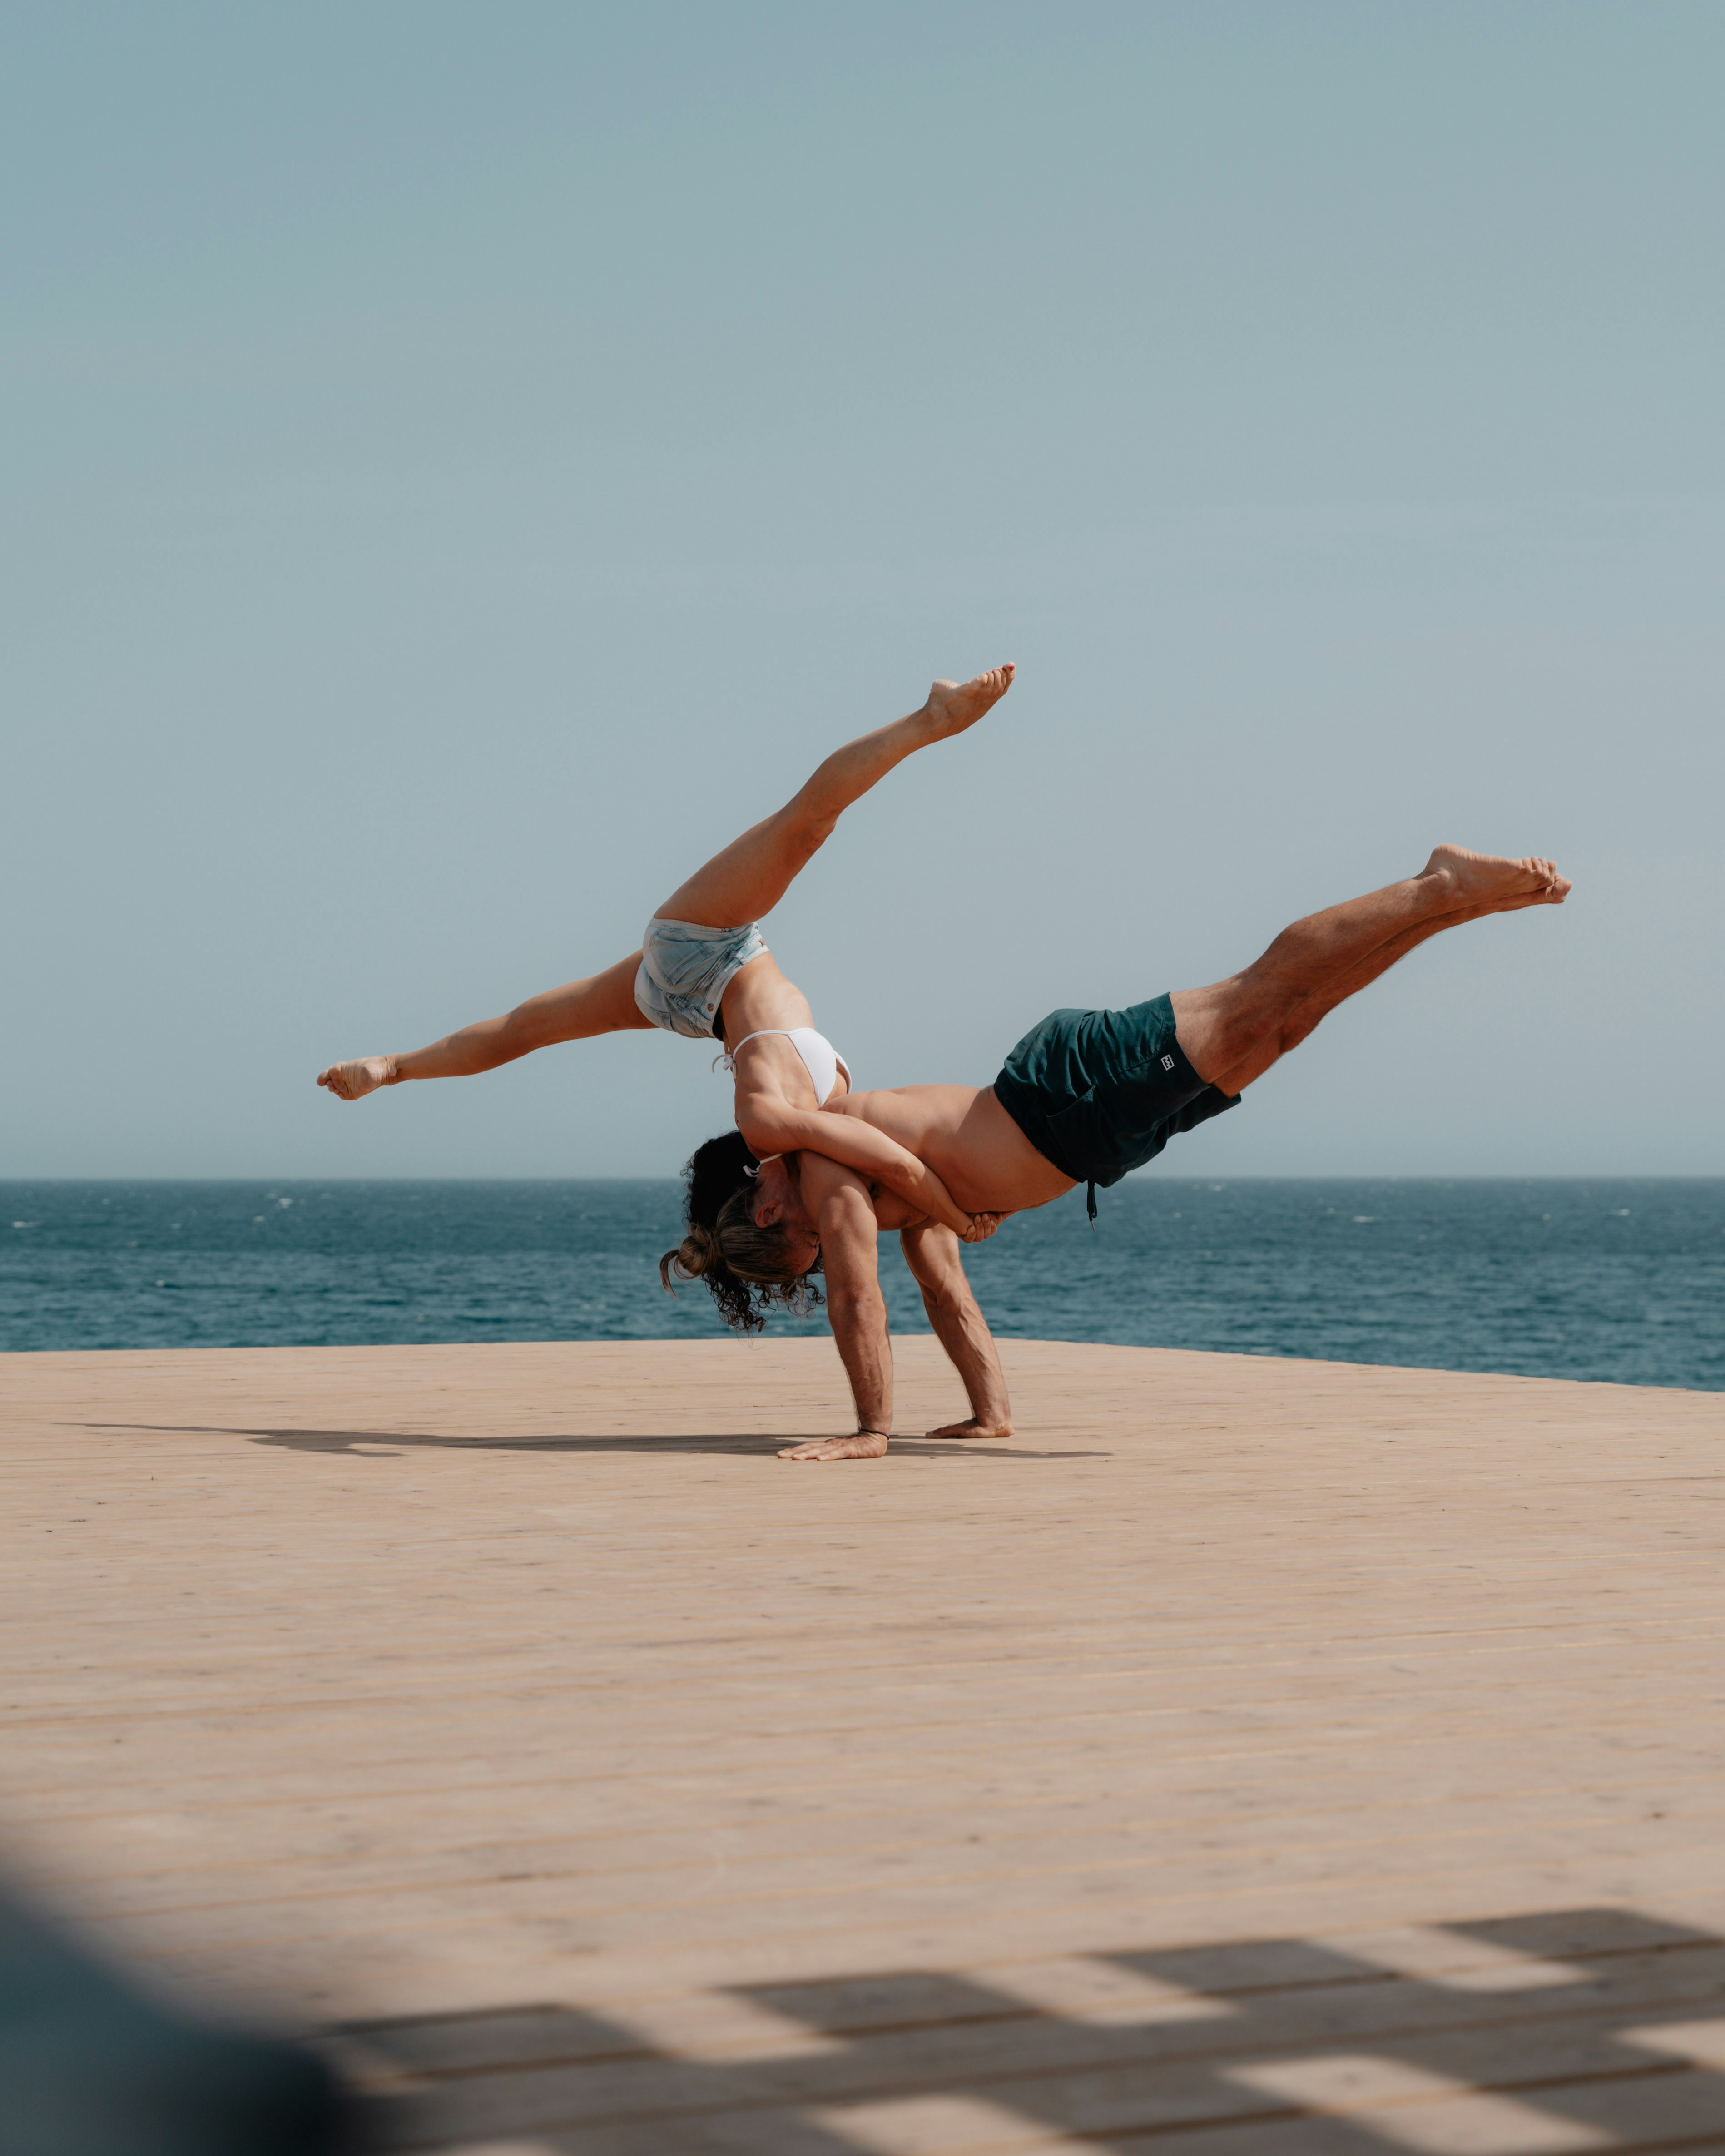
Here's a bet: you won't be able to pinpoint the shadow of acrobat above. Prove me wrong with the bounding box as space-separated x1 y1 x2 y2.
343 1903 1725 2153
75 1421 1107 1461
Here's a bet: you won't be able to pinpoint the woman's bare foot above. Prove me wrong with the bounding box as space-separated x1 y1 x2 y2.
316 1056 397 1101
1418 845 1571 908
920 663 1016 740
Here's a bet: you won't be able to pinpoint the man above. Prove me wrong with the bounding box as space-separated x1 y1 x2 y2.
751 844 1571 1460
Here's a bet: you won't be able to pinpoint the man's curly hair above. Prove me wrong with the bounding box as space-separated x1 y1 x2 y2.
659 1130 823 1333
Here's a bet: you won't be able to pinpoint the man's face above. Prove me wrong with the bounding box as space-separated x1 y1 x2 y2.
750 1155 821 1274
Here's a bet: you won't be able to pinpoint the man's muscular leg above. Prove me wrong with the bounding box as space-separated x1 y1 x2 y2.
1171 845 1570 1098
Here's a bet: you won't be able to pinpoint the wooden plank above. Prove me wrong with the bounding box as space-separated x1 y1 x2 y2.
4 1337 1725 2151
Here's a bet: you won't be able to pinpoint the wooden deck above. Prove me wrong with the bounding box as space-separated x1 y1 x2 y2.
4 1336 1725 2153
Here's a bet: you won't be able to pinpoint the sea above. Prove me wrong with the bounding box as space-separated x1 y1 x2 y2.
2 1179 1721 1391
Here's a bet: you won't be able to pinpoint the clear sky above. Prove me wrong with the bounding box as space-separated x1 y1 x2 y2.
5 2 1721 1179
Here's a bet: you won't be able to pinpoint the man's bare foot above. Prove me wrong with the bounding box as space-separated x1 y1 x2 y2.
1418 845 1571 908
316 1056 396 1101
926 1418 1012 1440
778 1431 890 1461
920 663 1015 740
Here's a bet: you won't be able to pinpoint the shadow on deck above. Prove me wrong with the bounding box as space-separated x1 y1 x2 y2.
79 1420 1110 1461
343 1905 1725 2153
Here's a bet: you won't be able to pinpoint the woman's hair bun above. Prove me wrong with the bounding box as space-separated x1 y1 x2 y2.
659 1227 718 1292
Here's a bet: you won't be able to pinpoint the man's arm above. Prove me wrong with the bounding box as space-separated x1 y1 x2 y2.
777 1155 895 1462
899 1220 1013 1440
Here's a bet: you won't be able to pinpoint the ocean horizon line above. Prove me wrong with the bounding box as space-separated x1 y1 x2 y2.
5 1172 1723 1188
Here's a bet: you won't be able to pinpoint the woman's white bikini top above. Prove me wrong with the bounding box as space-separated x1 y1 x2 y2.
717 1027 851 1108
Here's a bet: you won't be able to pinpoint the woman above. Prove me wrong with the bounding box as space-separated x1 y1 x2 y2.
317 664 1014 1326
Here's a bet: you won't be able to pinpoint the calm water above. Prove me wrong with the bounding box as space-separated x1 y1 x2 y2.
4 1180 1722 1390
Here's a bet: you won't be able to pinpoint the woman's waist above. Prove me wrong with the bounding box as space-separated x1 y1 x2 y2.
716 958 810 1039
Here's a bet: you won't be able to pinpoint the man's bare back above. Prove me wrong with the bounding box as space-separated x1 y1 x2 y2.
823 1084 1072 1219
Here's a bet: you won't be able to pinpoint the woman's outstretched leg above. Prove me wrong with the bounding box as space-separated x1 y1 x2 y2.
1170 843 1571 1099
319 664 1013 1104
656 664 1014 930
317 948 651 1100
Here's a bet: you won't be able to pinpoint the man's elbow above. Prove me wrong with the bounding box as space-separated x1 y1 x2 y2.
828 1284 887 1331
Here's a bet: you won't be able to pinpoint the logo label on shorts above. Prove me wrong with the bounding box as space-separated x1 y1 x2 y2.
1161 1054 1176 1071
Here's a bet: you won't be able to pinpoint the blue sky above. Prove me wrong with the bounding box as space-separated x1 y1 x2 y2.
4 2 1721 1176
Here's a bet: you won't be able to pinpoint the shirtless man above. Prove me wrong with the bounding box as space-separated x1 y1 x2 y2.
748 845 1572 1459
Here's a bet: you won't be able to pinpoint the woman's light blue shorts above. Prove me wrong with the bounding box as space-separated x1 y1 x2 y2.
633 917 768 1041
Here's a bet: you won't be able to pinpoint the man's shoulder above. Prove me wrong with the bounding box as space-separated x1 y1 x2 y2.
797 1149 872 1205
798 1149 924 1233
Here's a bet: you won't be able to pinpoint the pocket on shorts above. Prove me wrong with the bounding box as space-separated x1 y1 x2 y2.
1046 1059 1211 1187
1044 1091 1116 1182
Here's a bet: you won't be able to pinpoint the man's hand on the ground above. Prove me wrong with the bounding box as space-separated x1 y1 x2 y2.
778 1430 891 1462
926 1417 1012 1440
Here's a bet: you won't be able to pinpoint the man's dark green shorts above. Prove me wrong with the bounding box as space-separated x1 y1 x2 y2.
992 995 1239 1215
